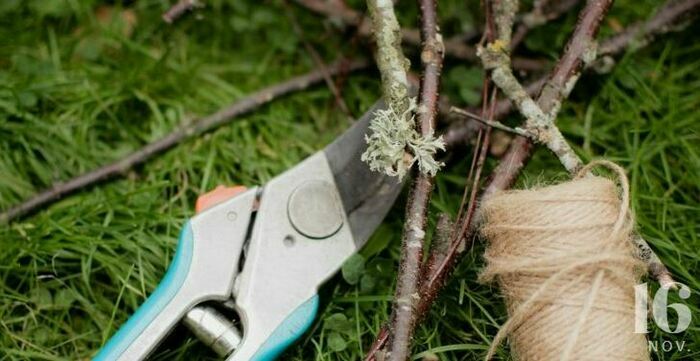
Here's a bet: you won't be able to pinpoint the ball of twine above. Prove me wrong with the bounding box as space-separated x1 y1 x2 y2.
479 161 649 361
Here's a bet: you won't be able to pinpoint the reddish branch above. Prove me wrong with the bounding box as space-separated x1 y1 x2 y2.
292 0 547 71
365 0 614 357
369 0 698 355
486 0 613 193
511 0 582 49
443 0 700 150
0 59 368 224
162 0 201 23
383 1 445 360
599 0 700 56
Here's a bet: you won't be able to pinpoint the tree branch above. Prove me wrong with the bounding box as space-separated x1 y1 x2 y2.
292 0 548 71
284 1 352 116
481 0 678 288
598 0 700 57
162 0 202 23
449 107 533 137
511 0 582 49
0 59 369 224
365 0 696 355
444 0 700 150
364 0 445 359
366 0 411 112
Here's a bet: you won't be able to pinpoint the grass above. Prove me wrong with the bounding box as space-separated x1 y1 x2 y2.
0 0 698 360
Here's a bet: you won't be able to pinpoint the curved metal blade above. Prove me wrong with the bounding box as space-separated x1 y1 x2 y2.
324 99 405 249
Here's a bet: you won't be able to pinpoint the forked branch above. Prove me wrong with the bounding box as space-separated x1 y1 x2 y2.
480 0 675 288
365 0 692 356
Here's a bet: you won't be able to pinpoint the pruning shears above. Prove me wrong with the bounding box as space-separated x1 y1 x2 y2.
93 100 402 361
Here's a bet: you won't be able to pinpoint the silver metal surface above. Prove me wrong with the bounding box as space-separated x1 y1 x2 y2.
287 180 344 239
112 189 257 361
227 152 356 360
107 99 407 360
324 99 404 247
183 306 242 357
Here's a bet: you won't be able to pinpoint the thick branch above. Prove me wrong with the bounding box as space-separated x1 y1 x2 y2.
383 0 444 359
479 0 611 173
537 0 610 115
483 0 676 289
366 0 411 112
0 59 368 224
366 0 695 355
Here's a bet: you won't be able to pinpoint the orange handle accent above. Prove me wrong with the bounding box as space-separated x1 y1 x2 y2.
195 185 248 214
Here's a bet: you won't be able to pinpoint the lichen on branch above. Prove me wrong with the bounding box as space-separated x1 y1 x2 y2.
362 0 444 179
366 0 411 111
361 98 445 179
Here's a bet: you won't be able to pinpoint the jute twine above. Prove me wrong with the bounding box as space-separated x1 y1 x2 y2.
479 160 649 361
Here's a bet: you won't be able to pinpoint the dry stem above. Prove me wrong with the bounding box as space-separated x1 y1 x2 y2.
293 0 547 71
0 59 368 224
376 0 445 359
284 1 352 116
480 0 676 288
599 0 700 57
511 0 582 48
366 0 411 112
162 0 202 23
366 0 694 355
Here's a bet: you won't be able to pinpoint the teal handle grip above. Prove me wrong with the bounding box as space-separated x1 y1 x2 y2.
249 295 319 361
93 221 195 361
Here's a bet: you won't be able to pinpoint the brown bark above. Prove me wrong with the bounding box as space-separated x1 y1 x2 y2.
383 0 445 359
365 0 615 357
292 0 547 71
162 0 201 23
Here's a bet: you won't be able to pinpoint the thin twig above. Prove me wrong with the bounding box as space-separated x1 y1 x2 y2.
0 59 369 224
598 0 700 57
444 0 700 149
162 0 202 23
442 77 546 148
485 0 677 290
511 0 582 49
449 107 533 137
284 1 352 116
374 0 445 358
365 0 694 355
293 0 548 71
419 7 497 341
